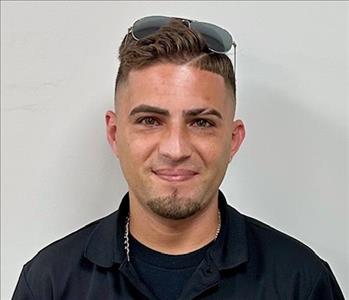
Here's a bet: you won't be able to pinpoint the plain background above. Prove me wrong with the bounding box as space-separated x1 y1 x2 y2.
1 1 348 299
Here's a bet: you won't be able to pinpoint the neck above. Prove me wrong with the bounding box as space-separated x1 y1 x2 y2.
128 192 220 255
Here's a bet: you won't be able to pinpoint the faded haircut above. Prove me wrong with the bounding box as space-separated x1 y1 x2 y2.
115 18 236 106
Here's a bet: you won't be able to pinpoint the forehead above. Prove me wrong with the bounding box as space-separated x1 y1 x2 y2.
117 63 233 112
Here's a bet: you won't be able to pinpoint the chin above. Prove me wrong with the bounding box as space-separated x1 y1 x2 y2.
146 195 203 220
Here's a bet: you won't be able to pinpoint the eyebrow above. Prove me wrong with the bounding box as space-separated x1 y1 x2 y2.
129 105 170 116
183 108 223 119
129 104 222 119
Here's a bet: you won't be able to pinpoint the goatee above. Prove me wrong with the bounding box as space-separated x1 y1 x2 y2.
146 189 203 220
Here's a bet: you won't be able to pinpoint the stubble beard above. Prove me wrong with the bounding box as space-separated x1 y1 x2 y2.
146 188 204 220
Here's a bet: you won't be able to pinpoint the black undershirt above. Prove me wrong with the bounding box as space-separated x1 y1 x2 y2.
129 234 214 300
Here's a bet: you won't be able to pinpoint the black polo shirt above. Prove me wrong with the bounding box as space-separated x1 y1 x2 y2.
13 191 344 299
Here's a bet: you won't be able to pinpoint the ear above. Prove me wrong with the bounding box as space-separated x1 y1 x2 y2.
229 119 245 162
105 110 119 157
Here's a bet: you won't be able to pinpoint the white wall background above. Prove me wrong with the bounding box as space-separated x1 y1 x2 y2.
1 1 348 299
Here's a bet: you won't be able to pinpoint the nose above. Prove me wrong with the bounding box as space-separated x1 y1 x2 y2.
158 124 192 162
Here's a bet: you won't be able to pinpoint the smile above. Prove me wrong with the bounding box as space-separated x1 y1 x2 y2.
152 169 198 182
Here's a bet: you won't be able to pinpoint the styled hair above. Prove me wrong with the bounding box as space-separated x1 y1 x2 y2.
115 18 236 104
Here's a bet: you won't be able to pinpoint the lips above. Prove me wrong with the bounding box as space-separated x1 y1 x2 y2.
152 169 198 182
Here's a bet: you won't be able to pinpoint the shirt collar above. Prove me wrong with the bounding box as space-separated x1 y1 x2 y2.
83 193 129 268
84 191 249 269
210 190 249 269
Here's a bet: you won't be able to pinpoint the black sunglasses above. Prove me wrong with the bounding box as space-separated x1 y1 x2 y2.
130 16 237 70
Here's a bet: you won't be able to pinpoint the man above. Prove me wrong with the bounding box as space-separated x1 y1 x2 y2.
13 16 344 300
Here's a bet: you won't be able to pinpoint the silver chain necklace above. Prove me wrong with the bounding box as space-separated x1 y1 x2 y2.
124 210 221 262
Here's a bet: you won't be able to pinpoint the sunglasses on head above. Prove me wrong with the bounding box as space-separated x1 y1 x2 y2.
129 16 237 71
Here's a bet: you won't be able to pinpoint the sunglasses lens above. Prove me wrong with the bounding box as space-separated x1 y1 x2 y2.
132 16 234 54
132 16 170 40
190 21 233 53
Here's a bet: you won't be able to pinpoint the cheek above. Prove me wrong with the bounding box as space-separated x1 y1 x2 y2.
195 137 231 166
117 133 156 166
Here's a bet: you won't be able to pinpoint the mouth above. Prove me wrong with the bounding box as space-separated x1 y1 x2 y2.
152 169 199 182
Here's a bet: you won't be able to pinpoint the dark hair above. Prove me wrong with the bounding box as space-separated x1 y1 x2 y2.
115 18 236 104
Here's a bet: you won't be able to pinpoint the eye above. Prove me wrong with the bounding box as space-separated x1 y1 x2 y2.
137 116 160 127
192 119 214 128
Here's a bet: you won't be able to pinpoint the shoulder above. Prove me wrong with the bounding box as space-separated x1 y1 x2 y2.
241 212 344 298
244 211 335 293
244 213 325 269
13 211 119 299
22 211 117 280
247 214 319 254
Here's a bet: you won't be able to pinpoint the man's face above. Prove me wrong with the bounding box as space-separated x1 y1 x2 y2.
106 63 245 219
